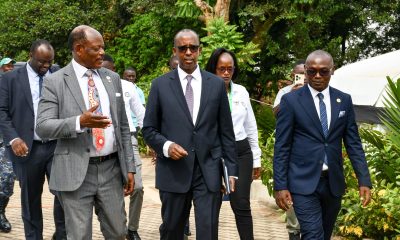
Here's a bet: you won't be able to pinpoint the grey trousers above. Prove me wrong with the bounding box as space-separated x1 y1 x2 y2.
128 135 144 231
59 158 127 240
286 206 300 234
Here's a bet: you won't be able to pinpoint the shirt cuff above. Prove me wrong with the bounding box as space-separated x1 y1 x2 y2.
76 116 84 133
163 141 174 157
230 176 238 180
9 138 19 146
253 158 261 168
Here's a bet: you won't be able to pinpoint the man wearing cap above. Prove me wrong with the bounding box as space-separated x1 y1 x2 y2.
0 58 16 73
0 56 16 233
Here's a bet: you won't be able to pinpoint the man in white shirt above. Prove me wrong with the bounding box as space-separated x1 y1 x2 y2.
102 55 145 240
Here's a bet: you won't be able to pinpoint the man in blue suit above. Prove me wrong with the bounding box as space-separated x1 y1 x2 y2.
273 50 372 240
142 29 237 240
0 40 65 240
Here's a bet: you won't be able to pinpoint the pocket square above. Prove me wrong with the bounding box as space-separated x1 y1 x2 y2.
338 111 346 118
116 92 121 97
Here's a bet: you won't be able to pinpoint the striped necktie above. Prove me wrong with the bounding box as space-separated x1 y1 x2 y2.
318 93 329 165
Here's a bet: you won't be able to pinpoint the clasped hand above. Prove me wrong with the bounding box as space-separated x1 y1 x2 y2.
80 105 111 128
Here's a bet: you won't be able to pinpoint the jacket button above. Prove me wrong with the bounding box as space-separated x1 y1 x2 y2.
191 148 195 152
86 148 90 152
324 143 328 147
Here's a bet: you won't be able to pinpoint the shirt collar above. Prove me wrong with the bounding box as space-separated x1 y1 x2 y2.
308 84 330 99
72 59 99 79
26 62 49 79
177 64 201 82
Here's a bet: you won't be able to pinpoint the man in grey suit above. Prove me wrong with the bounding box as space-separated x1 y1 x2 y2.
36 25 135 240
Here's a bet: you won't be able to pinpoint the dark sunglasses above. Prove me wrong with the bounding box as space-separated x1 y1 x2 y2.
216 67 235 74
176 45 200 53
305 68 332 77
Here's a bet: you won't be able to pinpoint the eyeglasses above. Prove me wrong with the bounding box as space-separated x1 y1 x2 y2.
216 67 235 74
176 45 200 53
305 68 332 77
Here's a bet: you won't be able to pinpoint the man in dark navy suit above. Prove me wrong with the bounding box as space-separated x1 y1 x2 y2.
142 29 237 240
273 50 372 240
0 40 65 240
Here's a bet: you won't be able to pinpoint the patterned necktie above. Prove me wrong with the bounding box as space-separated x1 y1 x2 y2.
39 75 43 97
185 75 194 118
86 69 105 151
318 93 328 138
318 93 329 165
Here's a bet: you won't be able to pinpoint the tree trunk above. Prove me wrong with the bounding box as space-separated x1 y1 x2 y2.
194 0 231 26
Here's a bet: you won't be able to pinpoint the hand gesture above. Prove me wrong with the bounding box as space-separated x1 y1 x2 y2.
80 105 111 129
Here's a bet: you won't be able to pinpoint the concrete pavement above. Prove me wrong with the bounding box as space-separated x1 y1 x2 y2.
0 157 288 239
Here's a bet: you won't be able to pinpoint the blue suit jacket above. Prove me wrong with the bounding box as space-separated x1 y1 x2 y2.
142 69 237 193
0 64 59 163
273 85 372 197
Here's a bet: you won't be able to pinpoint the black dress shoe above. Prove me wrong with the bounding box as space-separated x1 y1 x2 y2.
127 230 141 240
52 232 67 240
289 232 301 240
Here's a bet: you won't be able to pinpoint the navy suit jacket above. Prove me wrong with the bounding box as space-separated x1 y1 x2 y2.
142 69 237 193
273 85 372 197
0 64 59 163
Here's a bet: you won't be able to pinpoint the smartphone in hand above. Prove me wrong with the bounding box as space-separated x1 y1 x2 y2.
294 74 305 85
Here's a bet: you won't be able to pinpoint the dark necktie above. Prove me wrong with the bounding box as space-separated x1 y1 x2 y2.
86 69 105 151
318 93 329 165
185 75 194 118
318 93 328 138
39 75 43 97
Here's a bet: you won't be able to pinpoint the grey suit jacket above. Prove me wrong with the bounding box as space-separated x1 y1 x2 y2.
36 62 135 192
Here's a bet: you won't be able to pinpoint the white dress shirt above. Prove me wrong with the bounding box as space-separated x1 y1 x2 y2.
27 63 50 141
308 85 331 170
121 79 145 132
162 65 202 157
230 83 262 168
273 84 293 108
72 59 116 157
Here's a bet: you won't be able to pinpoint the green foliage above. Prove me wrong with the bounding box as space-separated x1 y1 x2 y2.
199 18 261 71
259 131 275 197
108 11 202 84
0 0 127 66
381 77 400 150
175 0 202 18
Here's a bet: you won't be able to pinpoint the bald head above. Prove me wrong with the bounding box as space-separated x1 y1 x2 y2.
306 50 334 68
68 25 102 52
173 29 200 47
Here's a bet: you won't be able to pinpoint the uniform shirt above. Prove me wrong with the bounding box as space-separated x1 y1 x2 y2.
308 85 331 170
73 59 116 157
121 79 145 132
229 82 262 168
162 65 202 157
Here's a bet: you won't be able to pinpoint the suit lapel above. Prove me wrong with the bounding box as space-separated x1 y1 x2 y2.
18 65 34 113
98 68 117 122
298 86 325 139
169 70 193 126
195 70 211 127
64 63 87 113
329 87 340 135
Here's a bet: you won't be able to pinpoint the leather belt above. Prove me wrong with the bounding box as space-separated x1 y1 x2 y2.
33 140 56 144
320 170 329 178
89 152 118 164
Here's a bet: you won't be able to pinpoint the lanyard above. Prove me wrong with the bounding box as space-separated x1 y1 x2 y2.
227 81 233 112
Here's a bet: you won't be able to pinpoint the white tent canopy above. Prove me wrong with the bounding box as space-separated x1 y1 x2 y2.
330 50 400 107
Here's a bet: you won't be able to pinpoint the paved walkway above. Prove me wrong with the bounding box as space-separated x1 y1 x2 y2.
0 157 288 239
